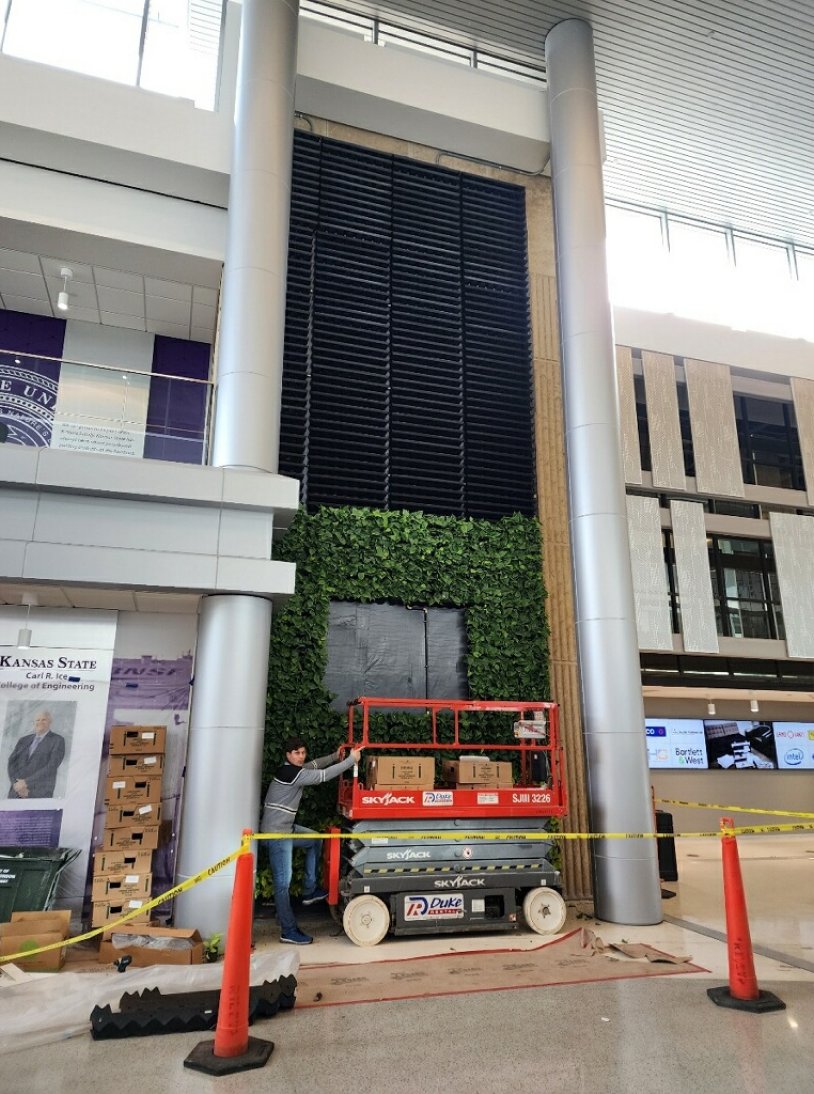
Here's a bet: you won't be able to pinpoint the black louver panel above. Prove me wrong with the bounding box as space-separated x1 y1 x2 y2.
462 176 535 520
279 132 535 520
390 160 464 516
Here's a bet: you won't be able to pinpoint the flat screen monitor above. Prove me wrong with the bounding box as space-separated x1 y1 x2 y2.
645 719 708 769
703 719 778 769
771 723 814 770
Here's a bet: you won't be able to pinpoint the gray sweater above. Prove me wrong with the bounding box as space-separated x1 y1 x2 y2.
262 751 356 832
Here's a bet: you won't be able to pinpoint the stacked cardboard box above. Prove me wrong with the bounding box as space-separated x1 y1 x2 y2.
366 755 436 790
92 726 166 928
442 758 513 788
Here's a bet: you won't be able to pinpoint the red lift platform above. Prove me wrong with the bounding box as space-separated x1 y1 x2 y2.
327 698 569 946
337 696 568 820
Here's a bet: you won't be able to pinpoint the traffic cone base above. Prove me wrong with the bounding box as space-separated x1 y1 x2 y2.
183 837 275 1075
184 1036 275 1076
707 986 785 1013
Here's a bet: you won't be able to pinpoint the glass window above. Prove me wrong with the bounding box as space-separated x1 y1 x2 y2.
708 536 784 641
731 237 792 335
140 0 222 109
667 221 732 324
3 0 144 85
633 373 652 473
1 0 224 109
606 206 666 310
675 381 695 478
735 394 804 491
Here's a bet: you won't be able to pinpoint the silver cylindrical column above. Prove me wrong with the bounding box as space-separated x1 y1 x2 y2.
545 19 661 924
175 595 273 937
212 0 299 473
175 0 299 934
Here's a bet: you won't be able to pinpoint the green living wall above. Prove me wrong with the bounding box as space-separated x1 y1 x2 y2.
264 507 549 833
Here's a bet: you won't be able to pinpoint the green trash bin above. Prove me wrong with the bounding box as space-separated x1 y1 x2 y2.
0 847 80 920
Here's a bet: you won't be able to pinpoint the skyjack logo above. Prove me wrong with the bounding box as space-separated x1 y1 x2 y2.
385 849 431 861
360 792 417 806
433 876 486 889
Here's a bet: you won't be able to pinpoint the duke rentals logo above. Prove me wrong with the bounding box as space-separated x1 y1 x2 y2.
404 894 464 920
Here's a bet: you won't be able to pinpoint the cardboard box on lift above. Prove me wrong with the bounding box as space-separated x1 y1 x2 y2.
366 755 436 789
442 759 514 787
98 925 204 967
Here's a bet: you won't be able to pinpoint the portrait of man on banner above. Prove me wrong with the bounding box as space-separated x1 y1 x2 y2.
1 700 77 800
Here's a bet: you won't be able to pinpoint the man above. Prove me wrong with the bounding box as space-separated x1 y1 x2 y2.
262 736 363 945
7 710 66 799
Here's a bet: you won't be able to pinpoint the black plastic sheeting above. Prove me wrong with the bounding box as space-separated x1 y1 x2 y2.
324 602 468 711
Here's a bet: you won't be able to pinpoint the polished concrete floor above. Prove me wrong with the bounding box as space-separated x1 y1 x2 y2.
3 834 813 1093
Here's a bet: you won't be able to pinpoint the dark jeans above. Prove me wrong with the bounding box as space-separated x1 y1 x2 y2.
266 825 321 934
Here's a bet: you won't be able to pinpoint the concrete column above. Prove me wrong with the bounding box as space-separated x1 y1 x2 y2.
175 595 273 937
212 0 299 473
175 0 299 934
544 19 661 924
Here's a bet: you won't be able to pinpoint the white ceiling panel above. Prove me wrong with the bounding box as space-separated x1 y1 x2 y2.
99 311 147 331
145 278 193 302
193 286 219 307
1 294 53 315
0 245 216 342
0 248 42 274
94 268 143 292
146 296 190 325
0 269 49 299
0 584 72 607
147 318 191 338
191 302 216 331
65 588 138 610
97 286 144 317
0 585 199 612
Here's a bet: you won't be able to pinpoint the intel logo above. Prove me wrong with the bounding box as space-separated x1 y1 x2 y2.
784 748 804 767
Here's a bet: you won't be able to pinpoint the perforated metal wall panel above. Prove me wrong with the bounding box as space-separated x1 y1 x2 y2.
279 132 535 518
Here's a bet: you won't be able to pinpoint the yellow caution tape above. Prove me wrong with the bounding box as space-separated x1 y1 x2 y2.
655 798 814 820
7 814 808 966
0 845 244 966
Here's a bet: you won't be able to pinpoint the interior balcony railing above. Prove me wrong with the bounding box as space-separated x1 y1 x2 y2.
0 349 213 465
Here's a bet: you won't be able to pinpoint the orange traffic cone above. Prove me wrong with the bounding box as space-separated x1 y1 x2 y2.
185 833 275 1075
707 817 785 1013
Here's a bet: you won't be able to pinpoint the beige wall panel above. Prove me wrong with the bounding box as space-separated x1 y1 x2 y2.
530 260 591 900
769 512 814 658
684 359 744 497
615 345 642 485
670 500 719 653
626 494 673 650
790 377 814 506
642 351 686 490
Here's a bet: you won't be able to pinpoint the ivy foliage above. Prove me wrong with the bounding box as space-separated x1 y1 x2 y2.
264 507 549 833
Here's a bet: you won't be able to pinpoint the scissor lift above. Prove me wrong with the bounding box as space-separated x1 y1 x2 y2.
326 698 569 946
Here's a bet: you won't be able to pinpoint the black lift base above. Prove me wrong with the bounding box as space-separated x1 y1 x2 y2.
183 1036 275 1075
707 986 785 1013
